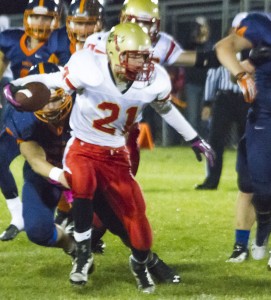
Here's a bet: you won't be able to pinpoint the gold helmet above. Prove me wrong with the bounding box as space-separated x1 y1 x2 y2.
106 23 154 82
120 0 160 43
29 63 72 124
23 0 60 41
66 0 104 44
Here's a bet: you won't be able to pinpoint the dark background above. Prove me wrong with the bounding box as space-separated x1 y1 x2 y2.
0 0 125 14
0 0 73 14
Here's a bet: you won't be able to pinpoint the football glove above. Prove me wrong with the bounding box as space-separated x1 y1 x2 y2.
190 136 215 167
235 72 256 103
3 83 25 109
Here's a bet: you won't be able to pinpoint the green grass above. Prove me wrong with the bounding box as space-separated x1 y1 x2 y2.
0 147 269 299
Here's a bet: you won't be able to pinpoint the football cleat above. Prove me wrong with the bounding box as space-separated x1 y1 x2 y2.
70 255 94 285
91 239 106 254
64 238 76 260
129 255 155 294
147 253 181 284
226 243 249 263
0 224 20 241
55 209 73 228
70 240 94 286
251 239 268 260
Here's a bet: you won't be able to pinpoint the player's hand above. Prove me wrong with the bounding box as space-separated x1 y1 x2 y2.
235 72 256 103
3 83 24 109
190 136 215 167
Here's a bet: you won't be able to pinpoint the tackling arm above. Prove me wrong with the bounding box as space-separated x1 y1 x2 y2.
19 141 70 189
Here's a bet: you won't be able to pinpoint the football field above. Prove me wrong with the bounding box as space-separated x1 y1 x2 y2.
0 147 270 300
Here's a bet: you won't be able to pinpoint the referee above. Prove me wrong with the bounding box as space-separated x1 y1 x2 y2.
195 65 250 189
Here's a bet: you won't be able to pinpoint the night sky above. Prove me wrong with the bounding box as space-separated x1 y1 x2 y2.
0 0 72 15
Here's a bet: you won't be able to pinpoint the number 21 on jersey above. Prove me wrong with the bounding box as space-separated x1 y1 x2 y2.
93 102 138 135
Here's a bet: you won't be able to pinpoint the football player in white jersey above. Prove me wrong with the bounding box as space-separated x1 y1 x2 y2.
84 0 219 67
8 23 214 292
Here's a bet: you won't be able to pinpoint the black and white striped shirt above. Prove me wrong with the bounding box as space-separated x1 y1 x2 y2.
204 66 241 102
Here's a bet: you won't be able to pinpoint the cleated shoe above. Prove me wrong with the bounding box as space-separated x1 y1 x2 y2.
91 239 106 254
129 255 155 294
55 209 73 228
226 243 249 263
70 240 93 286
147 253 181 284
251 239 268 260
0 224 20 241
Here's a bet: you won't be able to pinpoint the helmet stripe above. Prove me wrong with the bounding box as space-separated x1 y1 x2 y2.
39 0 45 7
79 0 86 13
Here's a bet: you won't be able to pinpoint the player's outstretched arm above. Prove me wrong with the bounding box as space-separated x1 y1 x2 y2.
173 50 220 68
19 141 70 189
151 100 215 166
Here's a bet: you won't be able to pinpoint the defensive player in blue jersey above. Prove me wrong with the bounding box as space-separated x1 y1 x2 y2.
4 62 77 257
216 12 271 269
0 0 67 241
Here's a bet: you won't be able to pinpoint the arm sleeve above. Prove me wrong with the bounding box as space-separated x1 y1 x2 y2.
151 101 197 141
11 71 68 88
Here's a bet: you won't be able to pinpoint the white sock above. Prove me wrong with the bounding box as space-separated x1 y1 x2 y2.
6 197 24 231
74 229 92 242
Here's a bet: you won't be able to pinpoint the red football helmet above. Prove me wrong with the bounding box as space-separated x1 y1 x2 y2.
66 0 104 44
24 0 60 41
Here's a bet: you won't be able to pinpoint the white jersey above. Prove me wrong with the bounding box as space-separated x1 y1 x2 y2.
84 31 184 66
66 50 171 147
14 49 170 147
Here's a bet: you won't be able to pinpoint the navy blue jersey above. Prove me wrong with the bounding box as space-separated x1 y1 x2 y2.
0 28 70 79
237 13 271 113
47 26 74 62
4 104 71 167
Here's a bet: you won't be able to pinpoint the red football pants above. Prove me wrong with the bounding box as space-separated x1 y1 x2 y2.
64 138 152 251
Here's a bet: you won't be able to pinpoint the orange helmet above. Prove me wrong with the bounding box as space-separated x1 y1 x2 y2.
29 62 72 124
24 0 60 41
66 0 104 44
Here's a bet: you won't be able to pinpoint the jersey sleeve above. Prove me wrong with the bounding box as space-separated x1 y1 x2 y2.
0 29 23 59
155 64 172 101
63 49 104 90
236 13 270 47
157 32 184 65
4 104 37 142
